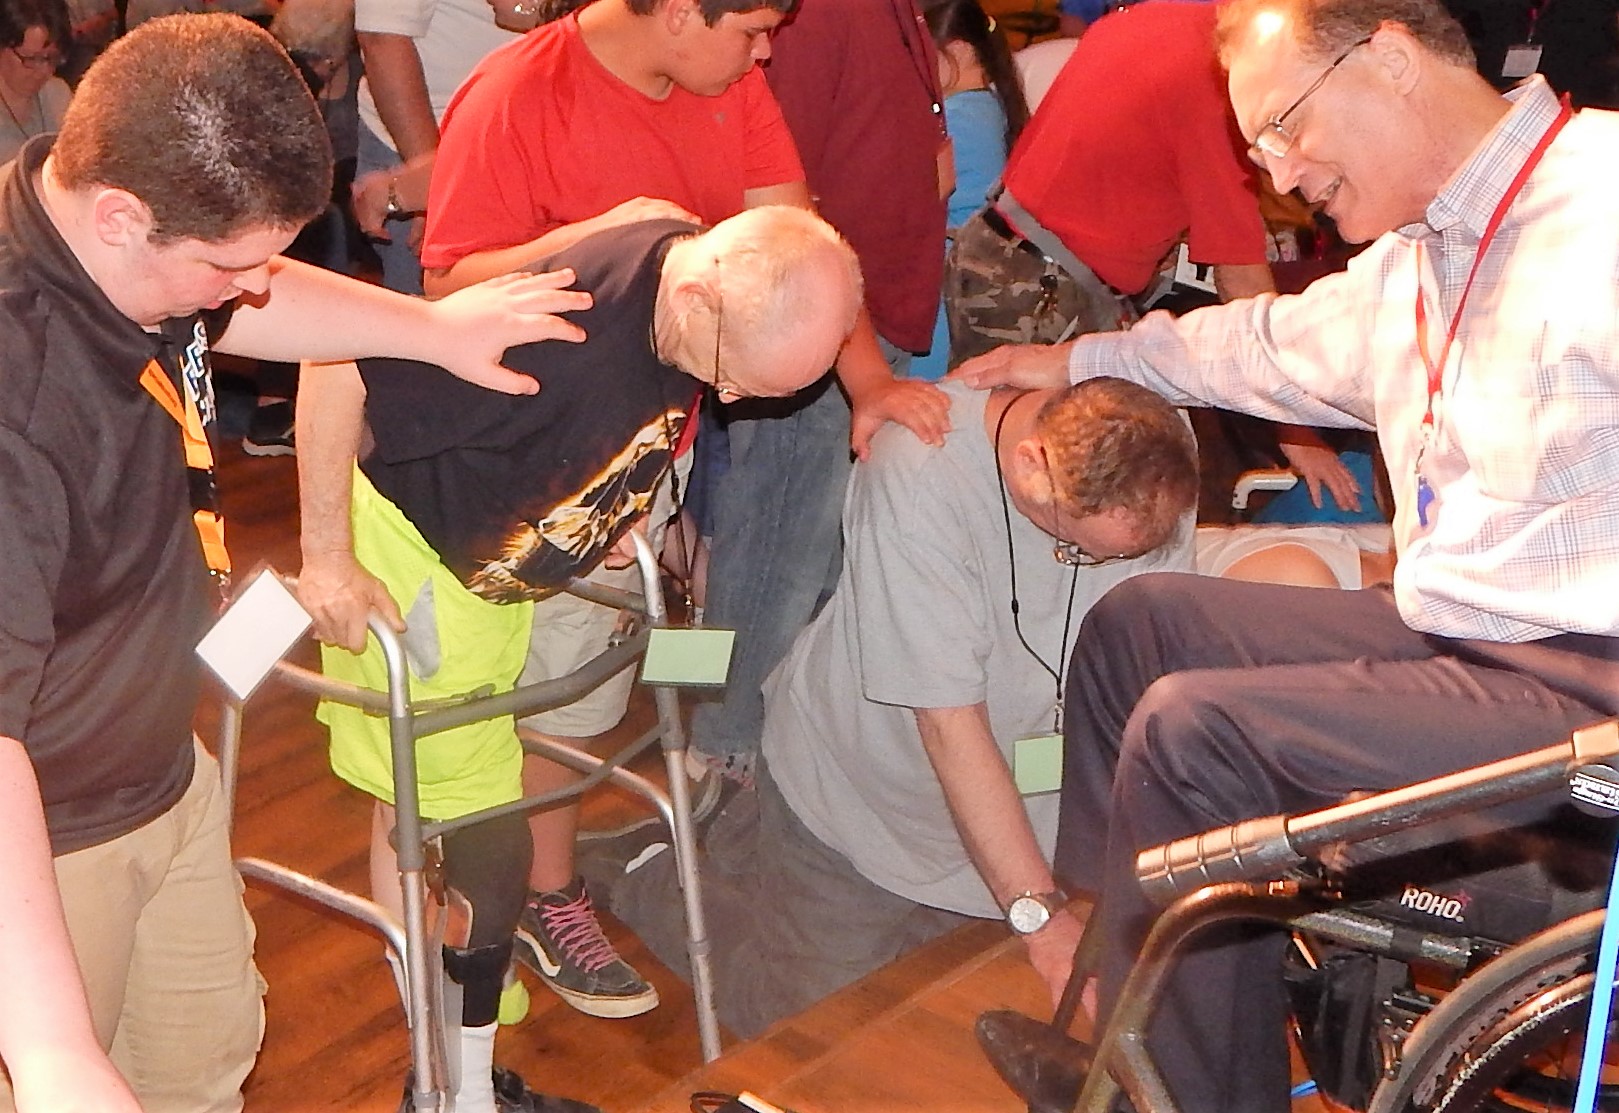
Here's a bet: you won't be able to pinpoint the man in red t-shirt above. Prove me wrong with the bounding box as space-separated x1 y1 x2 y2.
947 0 1274 365
393 0 951 1032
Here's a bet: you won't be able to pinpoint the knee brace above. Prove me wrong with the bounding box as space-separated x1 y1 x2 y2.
438 811 532 950
438 812 532 1028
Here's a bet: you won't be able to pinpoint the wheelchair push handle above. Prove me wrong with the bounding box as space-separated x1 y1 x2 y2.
1136 721 1619 905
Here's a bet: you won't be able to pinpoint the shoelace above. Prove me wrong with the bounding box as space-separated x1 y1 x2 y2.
536 891 621 973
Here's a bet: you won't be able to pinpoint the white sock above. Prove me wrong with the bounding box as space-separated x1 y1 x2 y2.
454 1022 498 1113
684 749 711 782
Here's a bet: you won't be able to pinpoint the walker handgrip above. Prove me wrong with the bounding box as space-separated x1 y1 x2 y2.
1135 814 1300 905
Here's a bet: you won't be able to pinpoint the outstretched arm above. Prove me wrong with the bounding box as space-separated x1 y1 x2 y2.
421 197 702 299
294 361 404 653
913 704 1081 1007
217 262 591 396
0 736 142 1113
946 339 1077 392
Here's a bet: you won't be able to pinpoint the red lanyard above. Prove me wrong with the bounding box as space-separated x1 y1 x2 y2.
1414 101 1571 430
139 358 232 582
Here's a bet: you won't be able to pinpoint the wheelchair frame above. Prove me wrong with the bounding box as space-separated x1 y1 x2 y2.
216 533 723 1113
1049 719 1619 1113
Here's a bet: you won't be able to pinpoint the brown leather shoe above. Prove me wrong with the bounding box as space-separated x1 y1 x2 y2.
975 1008 1092 1113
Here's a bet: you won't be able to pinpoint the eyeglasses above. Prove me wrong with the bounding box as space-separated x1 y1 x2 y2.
1052 539 1128 567
709 271 744 403
9 46 61 71
1246 36 1372 167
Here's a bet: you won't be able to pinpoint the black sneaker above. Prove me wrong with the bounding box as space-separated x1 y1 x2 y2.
574 816 674 905
512 877 659 1018
492 1068 601 1113
242 400 295 457
397 1068 600 1113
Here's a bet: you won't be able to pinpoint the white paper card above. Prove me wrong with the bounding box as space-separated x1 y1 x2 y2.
196 569 312 701
1502 43 1542 78
1172 242 1217 294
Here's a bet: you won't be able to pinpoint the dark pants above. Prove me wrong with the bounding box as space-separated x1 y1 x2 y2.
1053 573 1613 1113
608 762 969 1038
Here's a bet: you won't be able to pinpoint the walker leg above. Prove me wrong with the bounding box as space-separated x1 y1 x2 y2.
655 683 722 1062
630 531 724 1062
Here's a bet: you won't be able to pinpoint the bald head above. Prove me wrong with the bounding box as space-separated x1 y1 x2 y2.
657 206 864 400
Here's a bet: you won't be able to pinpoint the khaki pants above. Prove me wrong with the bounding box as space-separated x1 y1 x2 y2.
0 741 265 1113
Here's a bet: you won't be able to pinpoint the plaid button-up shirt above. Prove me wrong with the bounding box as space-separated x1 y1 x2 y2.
1069 77 1619 643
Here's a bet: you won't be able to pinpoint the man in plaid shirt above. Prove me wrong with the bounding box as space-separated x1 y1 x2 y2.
951 0 1619 1106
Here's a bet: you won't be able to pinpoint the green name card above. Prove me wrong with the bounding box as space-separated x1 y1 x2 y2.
639 627 736 688
1014 733 1064 796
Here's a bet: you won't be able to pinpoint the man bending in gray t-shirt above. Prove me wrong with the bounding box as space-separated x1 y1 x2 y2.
590 378 1198 1037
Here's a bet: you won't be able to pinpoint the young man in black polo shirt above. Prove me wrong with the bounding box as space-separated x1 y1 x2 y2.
0 15 588 1113
294 204 864 1113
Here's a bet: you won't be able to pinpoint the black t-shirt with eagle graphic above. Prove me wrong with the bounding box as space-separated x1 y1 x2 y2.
357 220 701 602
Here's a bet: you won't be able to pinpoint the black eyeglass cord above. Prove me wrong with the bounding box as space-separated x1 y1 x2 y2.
657 388 697 621
993 392 1080 735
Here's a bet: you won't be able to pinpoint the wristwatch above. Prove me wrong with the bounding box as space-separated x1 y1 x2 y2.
1005 890 1066 935
384 177 406 219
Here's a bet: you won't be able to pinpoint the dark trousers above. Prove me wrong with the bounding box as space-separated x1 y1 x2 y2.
609 762 969 1038
1053 573 1613 1113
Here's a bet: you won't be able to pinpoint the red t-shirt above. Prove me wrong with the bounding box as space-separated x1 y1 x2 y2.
1002 1 1267 295
421 15 804 271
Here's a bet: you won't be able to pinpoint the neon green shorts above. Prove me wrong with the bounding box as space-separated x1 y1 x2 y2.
318 469 534 820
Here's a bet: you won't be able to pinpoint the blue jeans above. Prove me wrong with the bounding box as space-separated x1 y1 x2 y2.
357 123 425 297
692 342 912 765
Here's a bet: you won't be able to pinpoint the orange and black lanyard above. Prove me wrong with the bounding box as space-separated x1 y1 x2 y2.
138 357 232 591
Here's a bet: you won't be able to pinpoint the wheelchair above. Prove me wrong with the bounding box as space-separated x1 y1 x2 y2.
1026 718 1619 1112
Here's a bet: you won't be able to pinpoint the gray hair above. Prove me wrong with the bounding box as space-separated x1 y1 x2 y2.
1216 0 1474 68
713 205 864 362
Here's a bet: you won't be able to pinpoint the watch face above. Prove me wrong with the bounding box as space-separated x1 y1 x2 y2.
1008 896 1050 934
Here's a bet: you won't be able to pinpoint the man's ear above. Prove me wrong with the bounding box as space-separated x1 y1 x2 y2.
669 271 720 319
1011 438 1056 505
90 188 155 249
1367 22 1421 95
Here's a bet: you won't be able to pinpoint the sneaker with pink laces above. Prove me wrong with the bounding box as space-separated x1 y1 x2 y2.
513 877 659 1018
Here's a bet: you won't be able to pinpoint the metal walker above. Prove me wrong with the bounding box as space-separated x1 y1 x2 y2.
216 533 722 1112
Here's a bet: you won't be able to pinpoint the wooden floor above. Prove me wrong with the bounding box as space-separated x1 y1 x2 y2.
639 924 1050 1113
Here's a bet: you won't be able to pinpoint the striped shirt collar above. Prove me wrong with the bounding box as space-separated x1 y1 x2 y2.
1409 75 1562 240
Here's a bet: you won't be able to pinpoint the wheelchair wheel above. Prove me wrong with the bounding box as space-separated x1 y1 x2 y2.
1370 910 1618 1112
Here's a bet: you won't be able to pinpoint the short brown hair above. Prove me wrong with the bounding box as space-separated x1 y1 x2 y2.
0 0 71 52
52 13 332 244
1216 0 1474 68
1037 378 1198 551
624 0 795 26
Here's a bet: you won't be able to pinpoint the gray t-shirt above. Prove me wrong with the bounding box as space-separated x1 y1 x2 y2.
763 384 1194 917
